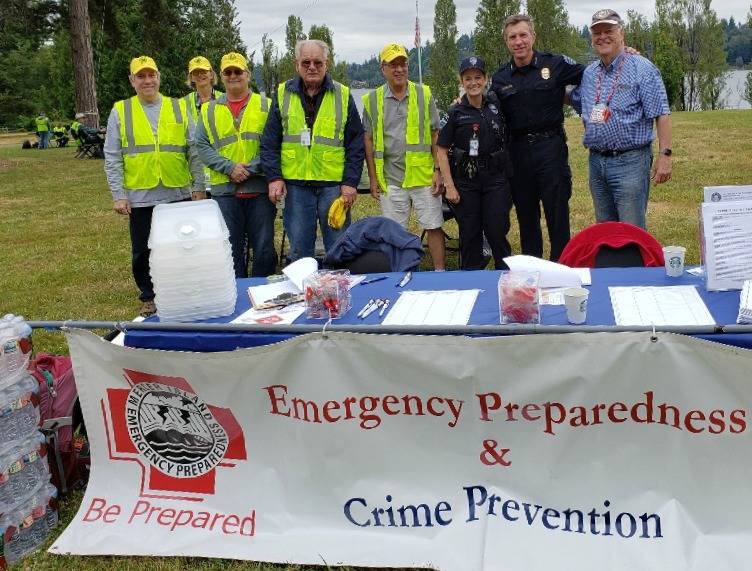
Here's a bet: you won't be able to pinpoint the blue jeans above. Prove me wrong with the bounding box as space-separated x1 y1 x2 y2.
588 146 652 229
215 195 278 278
38 131 51 149
283 183 350 261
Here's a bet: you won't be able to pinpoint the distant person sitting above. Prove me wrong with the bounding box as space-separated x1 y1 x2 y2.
52 125 69 147
35 112 52 149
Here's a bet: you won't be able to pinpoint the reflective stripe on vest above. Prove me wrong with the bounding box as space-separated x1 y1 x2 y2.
201 93 269 186
115 95 191 190
363 81 434 191
278 80 348 182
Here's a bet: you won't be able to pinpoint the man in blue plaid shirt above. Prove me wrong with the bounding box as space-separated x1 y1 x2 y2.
571 9 672 230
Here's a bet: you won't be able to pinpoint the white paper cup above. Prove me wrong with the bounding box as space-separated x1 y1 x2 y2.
564 287 589 325
663 246 686 277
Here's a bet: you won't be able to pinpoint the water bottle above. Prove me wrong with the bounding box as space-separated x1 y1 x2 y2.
44 483 59 530
0 375 40 443
0 314 32 386
0 488 55 564
0 435 48 513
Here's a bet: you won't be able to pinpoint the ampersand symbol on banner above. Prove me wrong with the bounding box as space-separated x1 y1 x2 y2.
480 439 512 467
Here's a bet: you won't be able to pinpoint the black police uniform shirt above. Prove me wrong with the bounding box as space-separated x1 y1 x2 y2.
491 51 585 135
438 93 505 160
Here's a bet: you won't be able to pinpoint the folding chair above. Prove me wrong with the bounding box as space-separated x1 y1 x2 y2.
559 222 665 268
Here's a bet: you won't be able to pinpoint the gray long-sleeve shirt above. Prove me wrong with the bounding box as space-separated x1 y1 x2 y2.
104 95 203 207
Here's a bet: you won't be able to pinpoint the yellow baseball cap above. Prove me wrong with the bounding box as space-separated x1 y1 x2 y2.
220 52 248 72
130 55 158 75
188 56 212 73
380 43 408 63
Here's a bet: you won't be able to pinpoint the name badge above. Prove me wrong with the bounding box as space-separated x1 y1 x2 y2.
589 103 611 124
300 127 311 147
469 137 479 157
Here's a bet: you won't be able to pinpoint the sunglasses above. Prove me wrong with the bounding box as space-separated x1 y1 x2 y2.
222 69 245 76
300 59 325 69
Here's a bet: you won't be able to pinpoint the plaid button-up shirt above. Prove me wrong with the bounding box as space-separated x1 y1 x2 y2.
571 51 670 151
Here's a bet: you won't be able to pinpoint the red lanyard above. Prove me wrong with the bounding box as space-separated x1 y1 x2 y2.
595 54 627 106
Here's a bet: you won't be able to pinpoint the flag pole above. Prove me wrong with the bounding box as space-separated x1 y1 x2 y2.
416 0 423 85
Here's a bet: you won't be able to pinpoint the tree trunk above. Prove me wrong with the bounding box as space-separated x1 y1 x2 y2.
69 0 99 128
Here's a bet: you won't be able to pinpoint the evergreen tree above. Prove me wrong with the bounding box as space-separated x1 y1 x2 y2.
474 0 521 70
260 34 279 95
743 70 752 106
527 0 587 61
429 0 459 110
278 15 305 83
624 10 654 56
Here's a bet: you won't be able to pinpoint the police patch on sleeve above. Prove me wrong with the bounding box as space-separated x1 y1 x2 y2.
563 54 576 65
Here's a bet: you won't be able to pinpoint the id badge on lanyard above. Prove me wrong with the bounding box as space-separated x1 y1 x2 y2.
300 127 311 147
589 103 611 124
469 124 480 157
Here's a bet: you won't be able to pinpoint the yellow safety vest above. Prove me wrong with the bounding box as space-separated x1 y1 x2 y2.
277 80 349 182
35 116 50 132
363 81 434 191
201 93 269 186
114 95 191 190
183 90 224 124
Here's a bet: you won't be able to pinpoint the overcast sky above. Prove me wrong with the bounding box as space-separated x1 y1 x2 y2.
238 0 750 64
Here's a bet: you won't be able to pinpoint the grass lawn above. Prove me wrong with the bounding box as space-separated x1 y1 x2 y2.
1 109 751 569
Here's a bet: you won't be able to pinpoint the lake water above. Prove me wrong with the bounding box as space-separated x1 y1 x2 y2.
352 70 751 111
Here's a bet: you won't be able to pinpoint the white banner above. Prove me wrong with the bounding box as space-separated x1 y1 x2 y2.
52 329 752 570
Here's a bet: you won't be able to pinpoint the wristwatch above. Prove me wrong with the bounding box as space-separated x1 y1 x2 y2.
660 148 672 157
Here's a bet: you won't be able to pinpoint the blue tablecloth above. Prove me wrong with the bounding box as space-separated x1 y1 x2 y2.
124 267 748 352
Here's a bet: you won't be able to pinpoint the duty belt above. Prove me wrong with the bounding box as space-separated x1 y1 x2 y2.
511 127 564 144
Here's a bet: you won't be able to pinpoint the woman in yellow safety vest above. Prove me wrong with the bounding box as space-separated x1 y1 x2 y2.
183 56 223 125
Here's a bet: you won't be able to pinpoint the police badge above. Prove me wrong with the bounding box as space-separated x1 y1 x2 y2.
541 67 550 80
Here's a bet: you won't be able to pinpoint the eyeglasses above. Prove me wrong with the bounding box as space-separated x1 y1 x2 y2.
385 61 408 70
222 69 245 76
300 59 325 69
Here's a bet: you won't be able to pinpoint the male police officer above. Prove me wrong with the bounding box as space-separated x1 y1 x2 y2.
104 56 204 316
491 14 584 262
261 39 364 262
363 43 445 271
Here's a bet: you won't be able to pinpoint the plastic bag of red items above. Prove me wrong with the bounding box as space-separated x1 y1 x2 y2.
303 270 352 319
498 270 540 324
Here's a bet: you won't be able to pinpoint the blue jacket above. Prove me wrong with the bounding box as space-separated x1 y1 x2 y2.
260 74 364 188
323 216 423 272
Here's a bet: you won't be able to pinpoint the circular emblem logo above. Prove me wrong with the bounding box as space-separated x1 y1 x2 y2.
711 192 721 202
669 256 682 269
126 382 228 478
470 57 478 66
541 67 550 80
594 9 610 19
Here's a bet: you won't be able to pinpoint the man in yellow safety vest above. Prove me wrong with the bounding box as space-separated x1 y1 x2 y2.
363 43 445 270
103 55 204 317
260 39 364 262
195 52 277 278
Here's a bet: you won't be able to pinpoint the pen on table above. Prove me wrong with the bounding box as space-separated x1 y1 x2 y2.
360 275 388 286
397 271 412 287
357 299 375 318
379 299 391 317
362 299 384 319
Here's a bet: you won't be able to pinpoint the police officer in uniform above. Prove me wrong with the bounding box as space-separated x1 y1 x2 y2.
437 56 512 271
491 14 584 262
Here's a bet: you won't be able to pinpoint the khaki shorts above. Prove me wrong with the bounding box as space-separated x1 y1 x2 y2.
380 185 444 230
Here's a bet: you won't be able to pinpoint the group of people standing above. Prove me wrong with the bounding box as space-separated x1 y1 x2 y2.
104 9 673 318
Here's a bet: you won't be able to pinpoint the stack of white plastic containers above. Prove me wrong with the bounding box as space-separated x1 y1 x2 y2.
149 199 237 322
0 314 57 566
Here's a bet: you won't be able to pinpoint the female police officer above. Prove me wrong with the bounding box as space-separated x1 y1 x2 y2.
436 56 512 270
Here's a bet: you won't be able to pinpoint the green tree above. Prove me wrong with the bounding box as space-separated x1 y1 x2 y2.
697 0 728 109
624 9 654 55
474 0 521 70
653 24 685 109
278 14 305 83
429 0 459 110
260 34 280 95
527 0 587 61
743 71 752 106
